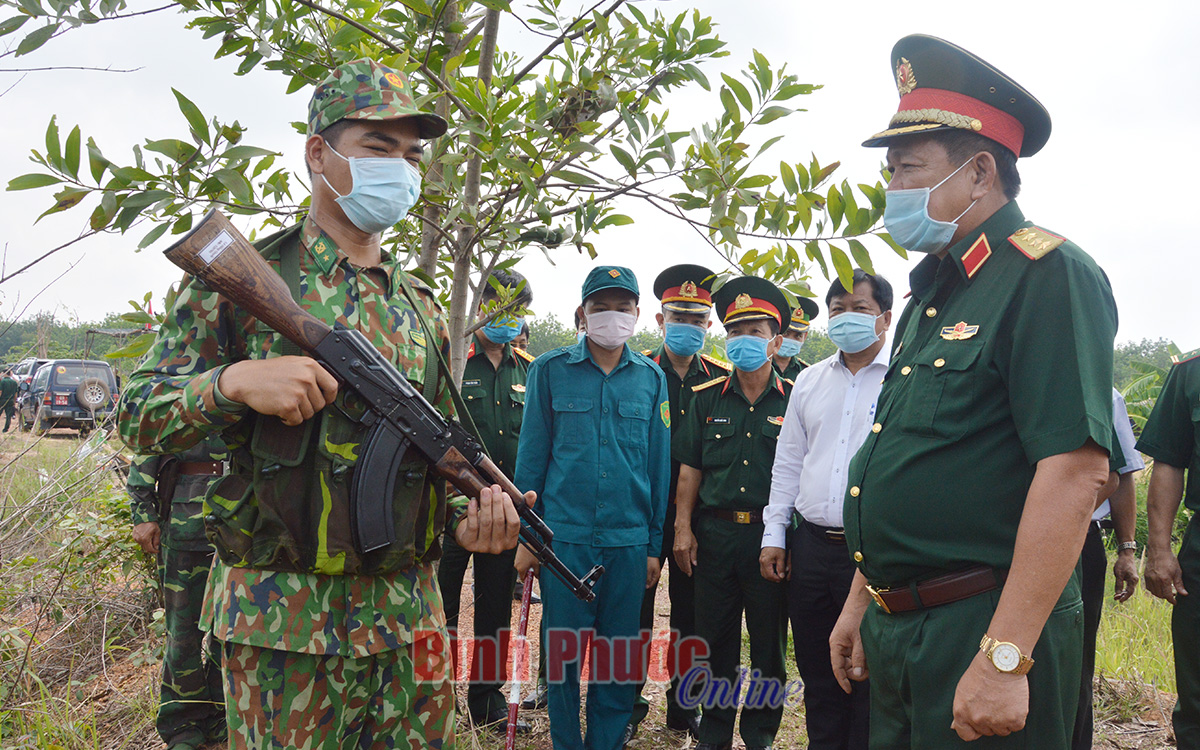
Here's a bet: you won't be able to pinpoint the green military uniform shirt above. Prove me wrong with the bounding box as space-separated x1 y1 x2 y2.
461 340 530 474
646 345 731 499
1137 350 1200 510
775 357 808 391
673 371 788 510
844 201 1117 586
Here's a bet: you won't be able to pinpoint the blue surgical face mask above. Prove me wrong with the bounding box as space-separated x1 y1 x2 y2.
663 322 706 357
482 316 523 345
725 335 772 372
883 158 978 254
777 338 803 359
577 331 586 343
321 142 422 234
828 312 883 354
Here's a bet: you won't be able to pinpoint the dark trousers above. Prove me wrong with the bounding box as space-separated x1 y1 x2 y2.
789 523 870 750
632 503 699 727
158 546 225 746
437 533 518 719
693 515 788 747
1072 522 1106 750
2 404 13 431
1174 520 1200 748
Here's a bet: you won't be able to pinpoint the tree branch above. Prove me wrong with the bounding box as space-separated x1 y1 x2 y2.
501 0 623 94
0 64 141 73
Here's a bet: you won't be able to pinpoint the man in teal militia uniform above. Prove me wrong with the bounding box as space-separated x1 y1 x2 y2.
437 269 534 731
627 264 727 742
829 35 1117 747
772 299 818 390
128 436 229 750
673 277 792 750
1141 348 1200 746
514 266 671 750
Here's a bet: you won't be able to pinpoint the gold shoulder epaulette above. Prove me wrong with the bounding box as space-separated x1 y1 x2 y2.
701 353 733 371
1007 226 1065 260
783 377 795 387
1171 348 1200 365
692 376 728 393
513 347 535 363
642 349 654 356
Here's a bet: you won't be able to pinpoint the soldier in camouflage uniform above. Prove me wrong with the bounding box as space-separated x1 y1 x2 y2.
128 436 228 750
118 59 525 750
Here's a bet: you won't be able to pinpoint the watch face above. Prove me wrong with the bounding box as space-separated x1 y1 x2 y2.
992 643 1021 672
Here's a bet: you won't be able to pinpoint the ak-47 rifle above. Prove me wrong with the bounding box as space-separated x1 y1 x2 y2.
163 210 603 602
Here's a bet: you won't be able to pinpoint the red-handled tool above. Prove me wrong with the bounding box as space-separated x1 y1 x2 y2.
506 569 536 750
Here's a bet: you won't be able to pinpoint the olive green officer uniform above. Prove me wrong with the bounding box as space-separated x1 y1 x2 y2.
673 277 791 748
848 35 1118 749
775 300 816 395
437 338 530 722
1136 349 1200 746
630 263 728 735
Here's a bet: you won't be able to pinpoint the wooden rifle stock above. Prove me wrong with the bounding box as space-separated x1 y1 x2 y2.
164 209 330 354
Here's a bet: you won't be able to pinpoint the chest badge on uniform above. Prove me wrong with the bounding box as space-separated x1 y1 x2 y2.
511 384 526 393
411 329 426 348
940 321 979 341
767 415 784 426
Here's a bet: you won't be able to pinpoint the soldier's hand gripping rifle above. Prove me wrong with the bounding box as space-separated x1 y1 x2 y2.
163 210 603 602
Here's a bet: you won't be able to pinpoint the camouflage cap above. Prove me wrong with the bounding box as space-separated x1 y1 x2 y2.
307 59 448 139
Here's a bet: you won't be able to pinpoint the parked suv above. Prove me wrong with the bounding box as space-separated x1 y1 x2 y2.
19 359 118 435
10 357 52 413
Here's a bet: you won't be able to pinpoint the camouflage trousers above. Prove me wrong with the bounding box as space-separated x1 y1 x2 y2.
158 546 226 746
222 638 457 750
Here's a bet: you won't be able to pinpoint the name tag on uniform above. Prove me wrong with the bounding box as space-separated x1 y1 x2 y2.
463 379 482 387
706 417 730 425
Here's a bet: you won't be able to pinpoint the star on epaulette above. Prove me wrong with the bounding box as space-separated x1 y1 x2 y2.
642 349 654 356
1008 226 1065 260
701 353 733 371
692 376 728 393
513 347 535 363
1171 348 1200 365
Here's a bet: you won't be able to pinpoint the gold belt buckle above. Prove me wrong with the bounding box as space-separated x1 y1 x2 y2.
734 511 752 524
865 584 892 614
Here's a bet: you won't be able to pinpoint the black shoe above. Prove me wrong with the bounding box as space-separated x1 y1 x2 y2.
744 746 773 750
476 708 530 734
520 682 549 709
695 743 732 750
666 712 701 738
620 721 638 747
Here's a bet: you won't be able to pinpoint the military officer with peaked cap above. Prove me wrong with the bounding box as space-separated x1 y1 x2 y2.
673 276 792 750
828 35 1117 748
773 297 818 391
1139 347 1200 746
627 264 728 742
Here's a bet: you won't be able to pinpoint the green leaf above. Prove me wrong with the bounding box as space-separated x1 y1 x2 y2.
596 214 634 229
720 73 753 112
8 173 60 190
15 22 57 56
120 189 172 212
719 87 739 121
610 145 636 176
736 174 774 189
64 125 80 179
106 332 155 360
830 245 854 290
221 145 276 161
475 0 511 9
756 106 791 125
0 16 30 37
86 137 109 182
137 222 169 249
36 186 88 221
780 162 797 194
394 0 433 15
776 83 816 100
877 232 909 260
172 88 210 144
44 115 60 170
847 238 875 274
827 186 844 229
329 23 364 48
215 169 253 203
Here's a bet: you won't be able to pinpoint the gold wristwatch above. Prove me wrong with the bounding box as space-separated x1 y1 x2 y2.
979 634 1034 675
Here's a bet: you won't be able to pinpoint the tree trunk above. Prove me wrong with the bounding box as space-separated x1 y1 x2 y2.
418 0 460 280
447 8 501 384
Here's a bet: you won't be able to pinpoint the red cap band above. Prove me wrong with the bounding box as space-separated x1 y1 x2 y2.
896 88 1026 156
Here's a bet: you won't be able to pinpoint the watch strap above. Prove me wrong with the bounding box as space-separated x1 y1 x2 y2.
979 634 1034 675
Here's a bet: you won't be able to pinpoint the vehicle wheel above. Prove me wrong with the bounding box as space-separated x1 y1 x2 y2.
76 378 110 413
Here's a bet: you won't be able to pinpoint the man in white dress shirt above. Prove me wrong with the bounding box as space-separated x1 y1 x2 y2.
760 269 893 750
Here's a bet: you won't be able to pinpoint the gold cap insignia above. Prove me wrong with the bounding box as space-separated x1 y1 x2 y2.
608 269 621 278
680 280 698 298
734 293 752 310
940 321 980 341
896 57 917 96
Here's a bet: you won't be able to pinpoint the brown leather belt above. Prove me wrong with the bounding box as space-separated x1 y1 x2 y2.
865 566 1007 615
705 509 763 524
802 520 846 545
179 461 224 476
